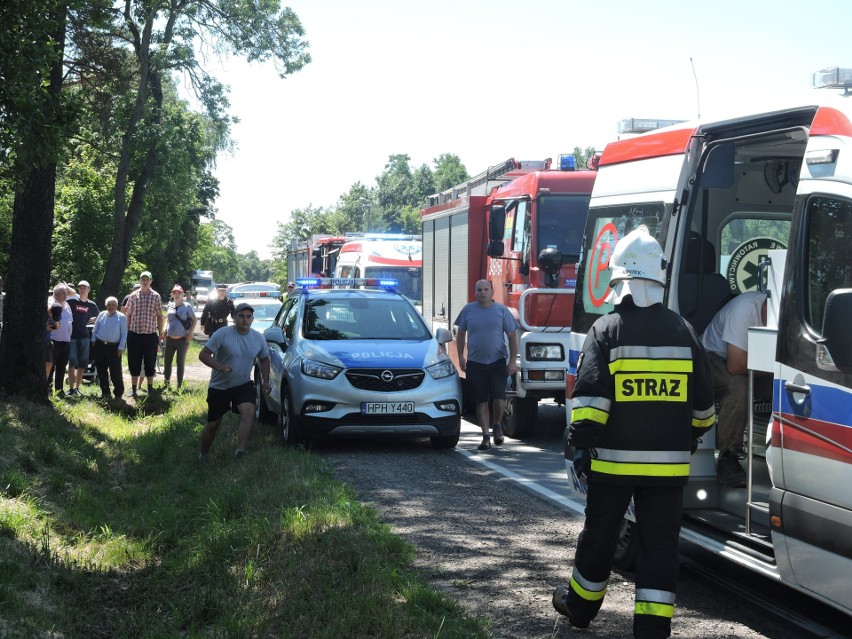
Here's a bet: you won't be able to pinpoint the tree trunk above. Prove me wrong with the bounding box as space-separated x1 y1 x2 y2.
0 6 66 400
97 49 163 306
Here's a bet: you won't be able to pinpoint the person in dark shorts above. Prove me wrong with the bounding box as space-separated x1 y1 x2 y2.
198 302 271 460
455 279 519 450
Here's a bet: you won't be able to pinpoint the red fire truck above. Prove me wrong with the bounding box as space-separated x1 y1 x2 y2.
420 156 596 437
286 234 362 282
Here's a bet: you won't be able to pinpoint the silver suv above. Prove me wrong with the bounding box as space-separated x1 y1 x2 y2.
255 283 461 448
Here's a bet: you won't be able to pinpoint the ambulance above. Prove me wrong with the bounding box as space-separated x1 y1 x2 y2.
565 99 852 615
333 234 423 309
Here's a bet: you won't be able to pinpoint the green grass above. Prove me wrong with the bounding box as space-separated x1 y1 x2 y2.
0 384 489 638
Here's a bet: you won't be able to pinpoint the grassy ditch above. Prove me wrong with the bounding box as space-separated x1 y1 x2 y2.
0 384 488 638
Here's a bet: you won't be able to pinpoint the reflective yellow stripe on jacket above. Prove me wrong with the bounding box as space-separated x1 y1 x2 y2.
591 448 691 478
571 395 612 425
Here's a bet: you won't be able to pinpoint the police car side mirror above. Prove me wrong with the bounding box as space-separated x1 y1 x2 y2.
263 325 286 346
435 327 452 345
818 288 852 373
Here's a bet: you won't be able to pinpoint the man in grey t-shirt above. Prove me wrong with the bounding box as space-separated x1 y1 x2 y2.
455 279 519 450
198 302 271 460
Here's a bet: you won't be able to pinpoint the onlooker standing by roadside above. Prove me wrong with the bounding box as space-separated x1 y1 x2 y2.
455 279 519 450
48 283 73 396
66 280 99 397
91 296 127 399
124 270 164 398
200 283 235 337
198 302 270 460
163 284 197 390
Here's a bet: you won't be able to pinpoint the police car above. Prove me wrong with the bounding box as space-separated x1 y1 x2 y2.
255 278 461 448
228 288 283 334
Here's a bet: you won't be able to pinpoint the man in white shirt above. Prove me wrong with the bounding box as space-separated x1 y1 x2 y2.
701 291 767 487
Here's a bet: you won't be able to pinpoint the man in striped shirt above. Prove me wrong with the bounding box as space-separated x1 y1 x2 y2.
124 270 164 398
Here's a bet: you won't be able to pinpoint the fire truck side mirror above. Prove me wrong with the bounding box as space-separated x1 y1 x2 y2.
819 288 852 373
489 205 506 242
487 240 505 258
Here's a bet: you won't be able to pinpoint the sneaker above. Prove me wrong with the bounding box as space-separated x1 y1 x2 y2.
717 450 747 487
552 584 590 628
492 423 504 446
127 389 138 399
72 388 83 397
234 449 246 460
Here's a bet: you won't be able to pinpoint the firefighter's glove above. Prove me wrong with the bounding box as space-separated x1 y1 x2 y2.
691 436 702 455
573 448 595 484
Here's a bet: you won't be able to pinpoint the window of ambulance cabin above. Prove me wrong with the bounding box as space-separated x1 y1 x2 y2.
719 217 791 292
805 195 852 332
575 202 667 333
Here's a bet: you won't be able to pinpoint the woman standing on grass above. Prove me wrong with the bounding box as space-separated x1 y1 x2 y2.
48 283 73 396
163 285 197 391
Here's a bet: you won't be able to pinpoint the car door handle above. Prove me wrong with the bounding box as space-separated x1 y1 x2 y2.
784 381 811 395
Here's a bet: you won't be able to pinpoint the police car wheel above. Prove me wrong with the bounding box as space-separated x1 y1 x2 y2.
279 387 301 445
430 420 461 449
501 396 537 439
255 370 274 425
612 518 638 571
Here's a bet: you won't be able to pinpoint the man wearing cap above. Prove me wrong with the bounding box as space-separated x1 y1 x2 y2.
124 270 164 398
163 284 197 390
198 301 271 460
200 283 235 337
66 280 99 397
552 227 715 639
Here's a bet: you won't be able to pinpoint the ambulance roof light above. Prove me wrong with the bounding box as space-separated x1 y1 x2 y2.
812 67 852 94
618 118 686 134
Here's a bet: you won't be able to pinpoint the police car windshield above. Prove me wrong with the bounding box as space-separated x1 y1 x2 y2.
304 297 431 341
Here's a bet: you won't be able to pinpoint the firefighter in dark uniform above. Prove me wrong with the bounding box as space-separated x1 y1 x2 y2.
553 226 716 639
200 283 235 337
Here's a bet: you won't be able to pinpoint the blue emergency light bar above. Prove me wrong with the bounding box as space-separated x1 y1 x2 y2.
296 277 398 289
229 290 278 298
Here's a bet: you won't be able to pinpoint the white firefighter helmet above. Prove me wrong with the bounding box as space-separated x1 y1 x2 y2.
605 225 667 307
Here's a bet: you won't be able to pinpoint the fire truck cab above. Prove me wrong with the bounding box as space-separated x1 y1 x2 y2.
566 99 852 615
421 157 596 438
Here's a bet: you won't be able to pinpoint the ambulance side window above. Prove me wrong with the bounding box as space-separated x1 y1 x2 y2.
804 195 852 332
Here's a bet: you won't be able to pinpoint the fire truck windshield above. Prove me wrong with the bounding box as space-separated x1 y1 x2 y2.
365 266 422 304
536 194 591 262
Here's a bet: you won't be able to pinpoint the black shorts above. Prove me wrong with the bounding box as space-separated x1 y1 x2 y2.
466 359 508 404
206 381 256 422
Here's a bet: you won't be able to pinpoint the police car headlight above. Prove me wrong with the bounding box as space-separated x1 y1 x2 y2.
426 360 456 380
301 359 342 380
526 344 563 360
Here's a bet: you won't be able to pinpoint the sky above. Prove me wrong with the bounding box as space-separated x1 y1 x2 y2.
204 0 852 260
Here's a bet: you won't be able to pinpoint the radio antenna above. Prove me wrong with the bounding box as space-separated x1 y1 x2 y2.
690 57 701 120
